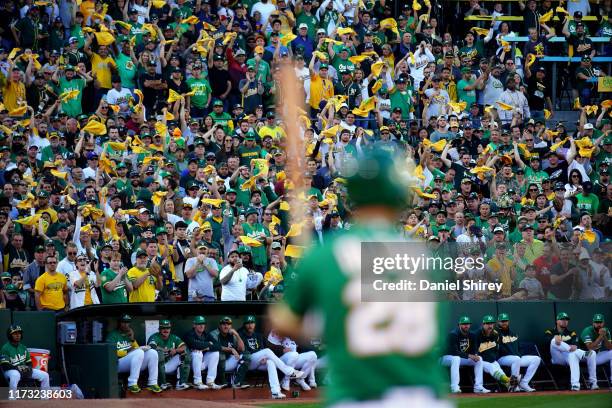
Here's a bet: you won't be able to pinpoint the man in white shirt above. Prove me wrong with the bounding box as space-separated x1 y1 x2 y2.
497 78 530 124
106 77 133 113
184 244 218 302
482 65 504 107
250 0 276 25
219 250 249 301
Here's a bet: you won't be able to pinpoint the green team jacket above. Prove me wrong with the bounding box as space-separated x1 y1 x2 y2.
0 342 31 369
147 332 185 362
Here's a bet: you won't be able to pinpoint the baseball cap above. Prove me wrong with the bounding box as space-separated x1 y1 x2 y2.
583 123 594 130
159 319 172 329
219 316 233 324
4 284 18 294
120 314 132 322
482 315 496 324
458 316 471 324
593 314 605 323
556 312 570 320
497 313 510 321
299 23 308 29
271 241 282 250
493 226 505 234
193 316 206 325
244 315 256 324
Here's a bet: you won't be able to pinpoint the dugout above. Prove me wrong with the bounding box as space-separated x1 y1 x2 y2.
0 301 607 397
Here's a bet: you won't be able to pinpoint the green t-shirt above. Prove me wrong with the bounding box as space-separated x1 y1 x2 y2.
241 222 269 267
457 79 476 107
332 57 355 74
245 58 270 83
147 332 185 360
69 25 85 49
524 167 548 187
575 193 599 215
210 111 233 134
237 145 263 166
115 53 137 88
57 77 85 117
0 342 31 368
283 223 446 405
295 12 318 40
389 88 413 118
580 325 610 352
186 77 212 108
100 268 129 304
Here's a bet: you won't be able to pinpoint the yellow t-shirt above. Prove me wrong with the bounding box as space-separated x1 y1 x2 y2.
309 72 334 109
127 267 157 302
91 53 117 89
2 80 26 112
80 272 93 305
486 257 514 297
34 272 67 310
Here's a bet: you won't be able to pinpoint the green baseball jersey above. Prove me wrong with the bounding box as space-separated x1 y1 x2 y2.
580 326 611 353
100 268 129 304
106 330 135 358
0 342 31 369
283 223 446 405
147 332 185 360
237 145 263 166
57 77 85 117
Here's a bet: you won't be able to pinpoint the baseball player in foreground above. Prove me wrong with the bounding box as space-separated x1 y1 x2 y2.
271 149 452 407
546 312 597 391
579 313 612 390
441 316 488 393
495 313 541 392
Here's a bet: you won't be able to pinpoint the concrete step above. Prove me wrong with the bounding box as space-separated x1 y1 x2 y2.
125 384 320 401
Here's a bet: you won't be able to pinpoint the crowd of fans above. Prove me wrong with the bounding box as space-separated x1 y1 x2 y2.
0 0 610 312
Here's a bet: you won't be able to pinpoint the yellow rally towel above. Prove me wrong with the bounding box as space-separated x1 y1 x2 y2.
181 16 200 25
539 10 553 23
412 0 421 11
59 89 80 103
15 214 42 226
422 138 446 152
337 27 355 36
471 27 490 36
285 245 305 258
412 187 437 199
285 223 303 238
152 191 168 206
239 235 263 247
9 106 27 117
371 61 385 77
526 54 536 68
544 109 552 119
82 119 107 135
279 33 296 46
94 31 115 46
200 198 225 207
448 101 467 113
497 101 514 111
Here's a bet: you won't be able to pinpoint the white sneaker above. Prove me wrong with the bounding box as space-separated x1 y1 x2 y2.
290 370 306 379
175 383 190 391
296 379 311 391
206 382 225 390
571 385 581 391
519 383 535 392
272 392 286 399
281 379 291 392
308 381 318 388
160 383 172 391
193 382 209 390
450 387 462 394
590 382 599 390
474 387 491 394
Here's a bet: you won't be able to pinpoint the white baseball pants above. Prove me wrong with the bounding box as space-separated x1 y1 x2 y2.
281 351 318 385
248 348 295 394
191 350 220 384
440 355 483 391
4 368 50 390
498 355 541 384
549 339 596 388
117 348 159 386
